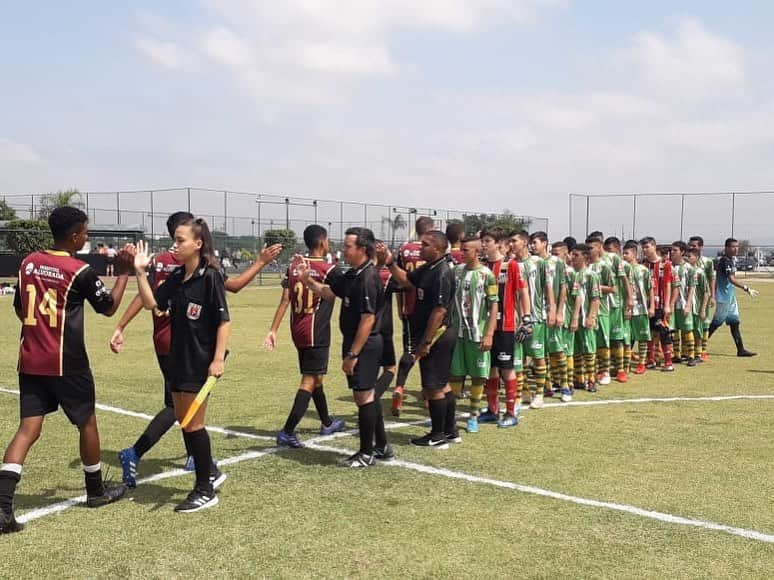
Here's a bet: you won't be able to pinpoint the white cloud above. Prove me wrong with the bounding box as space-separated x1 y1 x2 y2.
0 139 41 164
135 37 197 71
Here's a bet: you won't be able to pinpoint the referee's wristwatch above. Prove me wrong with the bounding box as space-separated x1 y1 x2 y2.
345 351 359 360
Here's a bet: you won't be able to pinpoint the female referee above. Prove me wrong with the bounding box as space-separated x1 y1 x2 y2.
134 218 231 513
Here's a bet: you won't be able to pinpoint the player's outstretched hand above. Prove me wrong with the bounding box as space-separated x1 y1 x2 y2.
260 243 282 264
134 240 154 273
117 244 136 275
109 328 124 353
744 285 759 298
375 243 392 266
263 331 278 351
295 255 310 281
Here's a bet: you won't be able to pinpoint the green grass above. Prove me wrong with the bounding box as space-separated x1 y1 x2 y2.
0 284 773 578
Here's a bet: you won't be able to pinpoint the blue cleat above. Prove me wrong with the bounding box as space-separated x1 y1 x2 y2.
478 411 499 423
497 413 519 428
118 447 139 488
276 430 304 448
466 417 479 433
184 455 196 472
319 417 346 436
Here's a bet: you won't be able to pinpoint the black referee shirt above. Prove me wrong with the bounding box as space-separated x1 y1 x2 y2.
407 255 455 338
154 261 230 387
329 260 384 343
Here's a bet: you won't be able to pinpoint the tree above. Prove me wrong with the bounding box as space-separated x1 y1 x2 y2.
382 214 406 248
36 188 83 220
263 228 297 264
738 239 756 257
6 219 52 255
461 210 531 236
0 199 17 220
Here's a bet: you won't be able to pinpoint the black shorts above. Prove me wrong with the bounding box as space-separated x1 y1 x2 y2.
171 376 209 394
19 371 95 427
156 354 174 408
649 308 673 343
419 325 457 390
491 331 515 369
401 319 417 355
297 346 329 376
343 334 383 392
380 331 396 368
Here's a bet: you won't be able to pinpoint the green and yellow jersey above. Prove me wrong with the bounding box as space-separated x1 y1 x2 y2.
451 264 498 342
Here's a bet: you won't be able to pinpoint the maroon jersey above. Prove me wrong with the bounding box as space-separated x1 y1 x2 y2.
149 250 181 355
396 241 425 316
282 256 337 349
449 248 464 265
15 250 115 376
644 258 673 309
485 257 526 332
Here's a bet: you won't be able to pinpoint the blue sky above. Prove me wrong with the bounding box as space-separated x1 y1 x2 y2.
2 1 774 241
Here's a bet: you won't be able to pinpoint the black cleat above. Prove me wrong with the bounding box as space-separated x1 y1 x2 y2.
737 350 757 357
0 507 23 534
410 433 449 449
373 445 395 461
174 487 218 513
337 452 376 468
86 483 127 508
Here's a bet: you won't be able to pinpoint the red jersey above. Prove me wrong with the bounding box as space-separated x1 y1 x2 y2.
644 258 673 309
149 250 182 355
449 248 464 265
282 256 337 349
396 241 424 316
15 250 116 376
485 257 526 332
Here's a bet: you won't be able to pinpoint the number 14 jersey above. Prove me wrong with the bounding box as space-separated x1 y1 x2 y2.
282 256 339 349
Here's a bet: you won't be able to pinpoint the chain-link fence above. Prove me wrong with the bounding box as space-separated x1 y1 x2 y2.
0 187 548 282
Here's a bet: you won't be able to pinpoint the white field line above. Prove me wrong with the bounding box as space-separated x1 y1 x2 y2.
307 442 774 545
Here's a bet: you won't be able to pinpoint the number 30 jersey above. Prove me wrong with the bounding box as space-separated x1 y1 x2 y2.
282 256 338 349
15 250 116 376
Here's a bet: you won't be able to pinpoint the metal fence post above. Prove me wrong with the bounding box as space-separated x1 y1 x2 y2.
632 195 637 241
731 193 736 237
224 191 228 234
679 194 685 240
187 187 191 212
116 192 121 224
568 194 573 239
285 197 290 230
584 195 590 236
150 190 155 251
339 202 344 241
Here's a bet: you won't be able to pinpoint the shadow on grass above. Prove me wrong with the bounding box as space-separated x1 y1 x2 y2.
747 369 774 374
126 481 191 511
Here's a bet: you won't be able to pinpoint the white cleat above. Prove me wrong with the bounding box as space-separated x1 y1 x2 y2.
599 373 611 385
530 394 545 409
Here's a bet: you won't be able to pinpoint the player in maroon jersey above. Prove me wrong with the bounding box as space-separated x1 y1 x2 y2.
391 215 435 416
264 225 346 448
0 207 134 533
446 222 465 265
640 237 675 371
111 212 281 486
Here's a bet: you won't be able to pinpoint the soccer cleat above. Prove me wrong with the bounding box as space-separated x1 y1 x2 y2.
497 413 519 428
615 370 629 383
700 352 709 362
544 386 556 398
672 356 683 364
573 381 586 391
410 433 449 449
118 447 139 488
0 507 23 534
466 417 479 433
174 487 219 513
445 431 463 444
373 445 395 461
737 350 757 357
319 417 346 436
521 392 532 405
210 466 227 491
276 430 304 449
599 372 611 386
587 381 598 393
645 361 657 370
337 452 376 468
634 364 646 375
661 364 675 372
391 387 405 417
530 394 545 409
560 388 573 403
686 358 697 368
184 455 196 472
478 410 499 423
86 483 127 508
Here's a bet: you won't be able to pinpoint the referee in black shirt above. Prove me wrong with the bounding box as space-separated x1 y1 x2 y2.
378 231 458 449
299 227 387 468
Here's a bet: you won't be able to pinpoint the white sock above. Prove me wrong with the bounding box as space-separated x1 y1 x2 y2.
0 463 22 476
82 463 101 473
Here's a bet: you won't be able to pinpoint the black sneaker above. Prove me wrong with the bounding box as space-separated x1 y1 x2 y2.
445 431 462 444
373 445 395 461
174 487 219 513
210 466 227 491
737 350 757 357
337 452 375 468
0 506 23 534
410 433 449 449
86 483 127 508
686 358 697 367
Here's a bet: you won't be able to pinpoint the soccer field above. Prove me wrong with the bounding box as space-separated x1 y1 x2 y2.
1 284 773 578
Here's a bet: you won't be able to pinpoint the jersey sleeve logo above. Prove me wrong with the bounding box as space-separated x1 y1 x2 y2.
25 262 34 275
417 288 425 301
186 302 203 320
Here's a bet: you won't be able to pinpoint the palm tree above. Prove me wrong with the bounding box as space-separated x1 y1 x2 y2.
36 188 83 220
389 213 406 248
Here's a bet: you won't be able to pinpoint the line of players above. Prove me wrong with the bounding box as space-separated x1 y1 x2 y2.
269 218 759 457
